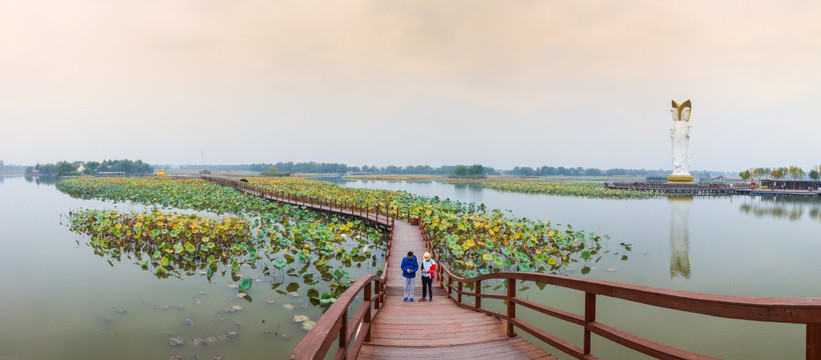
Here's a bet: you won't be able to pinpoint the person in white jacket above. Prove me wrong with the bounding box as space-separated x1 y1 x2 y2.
419 252 436 302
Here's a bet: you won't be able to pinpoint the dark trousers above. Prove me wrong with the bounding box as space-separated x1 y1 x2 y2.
422 276 433 299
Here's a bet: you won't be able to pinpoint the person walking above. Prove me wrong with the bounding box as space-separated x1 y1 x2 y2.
419 252 436 302
401 251 418 302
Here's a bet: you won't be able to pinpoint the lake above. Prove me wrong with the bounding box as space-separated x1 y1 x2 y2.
2 175 819 359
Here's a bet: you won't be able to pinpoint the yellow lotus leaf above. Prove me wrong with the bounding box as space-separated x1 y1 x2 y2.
161 257 169 267
488 228 495 236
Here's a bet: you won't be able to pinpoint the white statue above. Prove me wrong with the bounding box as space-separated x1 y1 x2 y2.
669 100 692 182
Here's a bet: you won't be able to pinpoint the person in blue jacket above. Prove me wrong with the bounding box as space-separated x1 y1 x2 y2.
401 251 419 302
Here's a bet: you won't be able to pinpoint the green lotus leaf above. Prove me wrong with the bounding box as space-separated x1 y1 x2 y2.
239 277 253 292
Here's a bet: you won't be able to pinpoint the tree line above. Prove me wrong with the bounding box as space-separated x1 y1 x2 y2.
172 161 726 178
0 160 27 172
738 166 819 182
506 166 713 178
25 159 154 177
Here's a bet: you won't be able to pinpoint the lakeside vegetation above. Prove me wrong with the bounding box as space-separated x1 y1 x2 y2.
58 176 629 283
164 160 732 178
740 166 820 183
57 177 387 305
25 159 153 177
482 180 656 199
245 177 629 276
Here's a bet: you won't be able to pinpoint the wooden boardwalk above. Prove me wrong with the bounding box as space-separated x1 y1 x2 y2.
203 178 555 360
359 220 555 359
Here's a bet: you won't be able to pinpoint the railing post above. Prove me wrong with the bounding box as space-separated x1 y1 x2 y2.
458 282 462 304
507 278 516 337
808 324 821 360
585 292 596 355
437 254 444 288
374 282 381 310
364 282 372 343
339 308 348 359
475 280 482 310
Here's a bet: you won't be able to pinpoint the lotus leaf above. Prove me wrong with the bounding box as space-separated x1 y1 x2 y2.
239 277 253 292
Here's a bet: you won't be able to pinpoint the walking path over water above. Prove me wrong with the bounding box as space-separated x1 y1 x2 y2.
202 176 555 359
360 220 555 359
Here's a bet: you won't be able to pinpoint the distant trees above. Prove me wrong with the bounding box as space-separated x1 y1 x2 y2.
737 166 817 183
0 160 26 172
24 159 152 176
260 167 289 177
450 164 486 179
83 161 100 175
752 167 771 182
788 166 805 181
55 161 79 176
507 166 669 177
184 162 466 175
95 159 153 174
770 167 787 180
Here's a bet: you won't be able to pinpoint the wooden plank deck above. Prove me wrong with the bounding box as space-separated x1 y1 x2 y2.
360 220 555 359
215 181 556 360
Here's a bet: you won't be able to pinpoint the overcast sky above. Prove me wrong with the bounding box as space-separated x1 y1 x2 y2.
2 1 820 171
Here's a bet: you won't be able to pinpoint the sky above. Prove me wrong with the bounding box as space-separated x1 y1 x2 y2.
2 0 821 172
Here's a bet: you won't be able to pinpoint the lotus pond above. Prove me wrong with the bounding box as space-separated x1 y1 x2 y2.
4 175 821 359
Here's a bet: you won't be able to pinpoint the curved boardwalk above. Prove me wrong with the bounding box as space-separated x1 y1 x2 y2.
206 178 554 360
360 220 555 359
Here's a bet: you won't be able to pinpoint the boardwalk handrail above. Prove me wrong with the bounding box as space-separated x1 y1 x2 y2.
290 273 387 360
419 220 821 360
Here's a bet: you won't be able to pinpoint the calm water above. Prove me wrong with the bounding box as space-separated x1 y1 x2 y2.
0 175 383 360
331 179 821 359
2 175 820 359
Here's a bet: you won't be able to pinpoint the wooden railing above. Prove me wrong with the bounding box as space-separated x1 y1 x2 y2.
419 220 821 360
290 270 389 360
191 174 398 228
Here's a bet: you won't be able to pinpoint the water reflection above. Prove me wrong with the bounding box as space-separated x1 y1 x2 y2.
739 196 821 221
669 196 691 279
24 175 56 186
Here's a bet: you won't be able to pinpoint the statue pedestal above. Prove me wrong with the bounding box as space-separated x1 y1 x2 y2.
667 174 694 184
